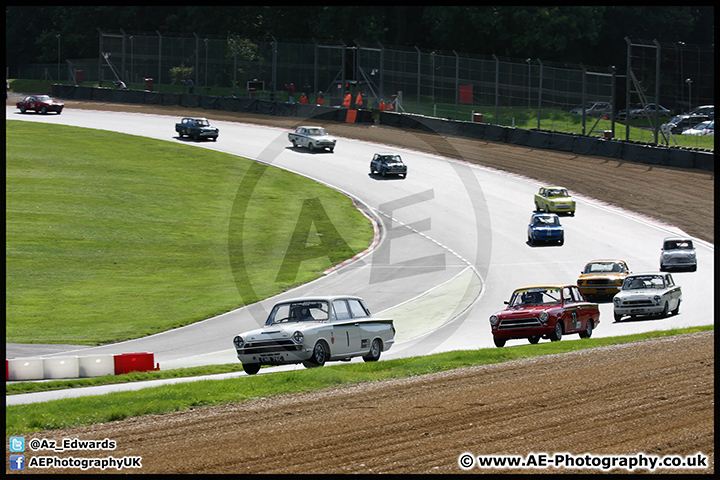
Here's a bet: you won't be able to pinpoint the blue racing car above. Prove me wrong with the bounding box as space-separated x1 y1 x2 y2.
528 213 564 245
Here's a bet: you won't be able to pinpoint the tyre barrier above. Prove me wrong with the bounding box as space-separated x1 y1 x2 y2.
6 352 159 381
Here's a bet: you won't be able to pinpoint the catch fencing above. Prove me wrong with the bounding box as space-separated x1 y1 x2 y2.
16 31 711 131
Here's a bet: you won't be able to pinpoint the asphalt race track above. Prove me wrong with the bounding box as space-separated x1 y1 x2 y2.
6 106 714 371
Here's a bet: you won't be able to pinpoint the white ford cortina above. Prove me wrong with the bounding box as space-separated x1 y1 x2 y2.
233 296 394 375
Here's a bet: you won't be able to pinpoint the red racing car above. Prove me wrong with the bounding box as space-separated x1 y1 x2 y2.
16 94 64 114
489 284 600 347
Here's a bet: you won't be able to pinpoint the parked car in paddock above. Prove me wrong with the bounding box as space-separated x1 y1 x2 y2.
629 103 672 119
16 94 64 114
370 153 407 178
527 213 564 245
233 296 395 375
288 126 337 152
577 259 631 300
659 237 697 271
569 101 612 117
662 114 710 135
687 105 714 119
613 272 681 322
489 284 599 347
534 186 575 215
175 117 219 141
681 120 714 136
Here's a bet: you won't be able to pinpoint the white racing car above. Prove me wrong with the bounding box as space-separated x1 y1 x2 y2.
233 296 395 375
613 272 682 321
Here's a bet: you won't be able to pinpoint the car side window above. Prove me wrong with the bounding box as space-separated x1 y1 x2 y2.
562 287 573 303
333 300 351 320
347 299 369 318
570 286 583 302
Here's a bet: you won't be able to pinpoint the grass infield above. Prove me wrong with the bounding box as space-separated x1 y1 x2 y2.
6 121 373 345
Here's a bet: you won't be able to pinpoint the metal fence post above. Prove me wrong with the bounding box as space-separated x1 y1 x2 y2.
537 59 543 130
156 31 162 92
454 50 459 120
493 54 499 124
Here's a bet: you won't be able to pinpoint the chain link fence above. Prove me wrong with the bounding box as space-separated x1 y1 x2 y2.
10 31 713 132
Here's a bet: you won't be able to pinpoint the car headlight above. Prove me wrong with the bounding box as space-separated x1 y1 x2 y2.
653 295 661 304
577 280 584 286
613 297 621 306
233 335 244 349
489 315 499 325
539 311 549 323
292 331 304 344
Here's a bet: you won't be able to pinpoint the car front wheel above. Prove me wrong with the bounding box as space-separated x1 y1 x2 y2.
493 337 506 348
671 299 681 316
242 363 260 375
549 321 563 341
304 341 328 368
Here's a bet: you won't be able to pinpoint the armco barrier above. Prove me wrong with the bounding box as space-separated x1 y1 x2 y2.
50 84 712 171
378 112 713 172
7 352 159 381
51 84 375 124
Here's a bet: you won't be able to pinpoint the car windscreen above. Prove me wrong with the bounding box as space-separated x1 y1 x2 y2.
584 262 624 274
266 301 330 324
533 215 559 226
509 288 561 307
622 276 665 290
664 240 693 250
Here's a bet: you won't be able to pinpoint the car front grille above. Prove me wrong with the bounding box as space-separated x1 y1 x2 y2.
587 279 615 285
498 317 541 330
621 299 654 307
240 339 301 355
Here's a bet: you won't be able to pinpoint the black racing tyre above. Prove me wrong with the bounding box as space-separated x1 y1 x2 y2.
493 337 507 348
579 319 593 339
242 363 260 375
362 338 382 362
304 340 329 368
671 299 680 316
549 321 563 342
660 301 669 318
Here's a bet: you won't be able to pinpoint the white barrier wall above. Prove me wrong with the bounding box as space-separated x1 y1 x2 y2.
78 355 115 377
43 356 80 379
7 358 45 381
7 352 157 381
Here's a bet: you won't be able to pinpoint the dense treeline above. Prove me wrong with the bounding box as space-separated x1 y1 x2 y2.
5 6 714 70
